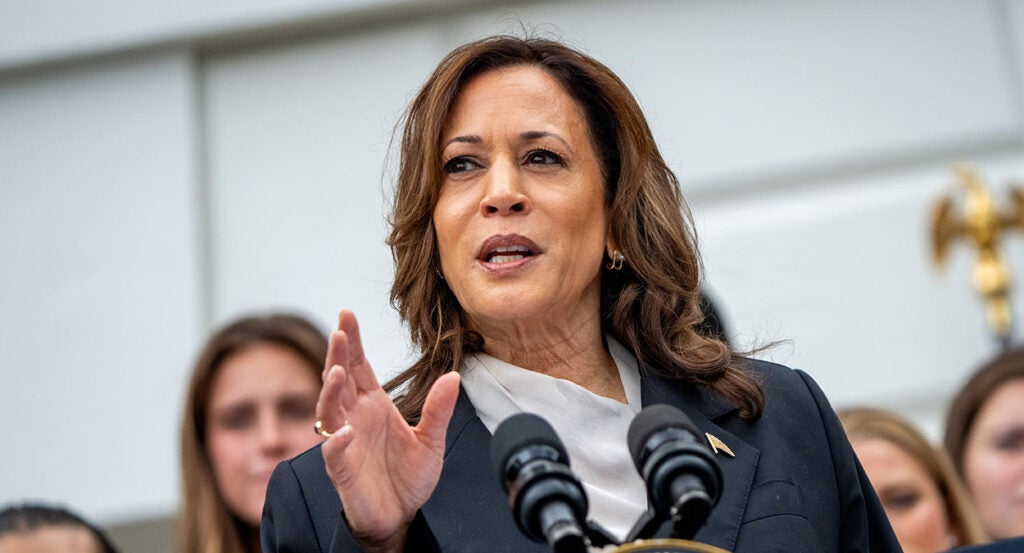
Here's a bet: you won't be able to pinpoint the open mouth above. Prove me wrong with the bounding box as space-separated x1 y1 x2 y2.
478 234 542 265
486 245 533 264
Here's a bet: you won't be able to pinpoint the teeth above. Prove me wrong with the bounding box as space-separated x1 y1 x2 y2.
485 244 531 263
493 245 529 254
490 254 525 264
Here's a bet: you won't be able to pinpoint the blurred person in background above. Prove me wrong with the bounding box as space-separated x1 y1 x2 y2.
0 503 119 553
179 313 328 553
840 407 987 552
945 349 1024 541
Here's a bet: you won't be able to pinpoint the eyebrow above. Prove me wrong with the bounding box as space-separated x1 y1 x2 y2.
212 401 255 418
441 135 481 149
520 130 571 151
440 131 572 151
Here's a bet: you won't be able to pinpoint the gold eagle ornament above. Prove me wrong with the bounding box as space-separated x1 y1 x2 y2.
930 164 1024 345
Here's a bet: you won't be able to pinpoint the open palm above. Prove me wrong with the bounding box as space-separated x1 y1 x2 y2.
316 310 460 551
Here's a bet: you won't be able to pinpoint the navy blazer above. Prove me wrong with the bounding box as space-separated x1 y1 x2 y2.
261 360 901 552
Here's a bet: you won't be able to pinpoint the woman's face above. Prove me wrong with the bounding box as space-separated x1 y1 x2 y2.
205 343 322 527
852 437 954 553
433 66 610 337
962 378 1024 539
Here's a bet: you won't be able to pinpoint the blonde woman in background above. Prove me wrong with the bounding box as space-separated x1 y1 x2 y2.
180 314 327 553
839 407 987 553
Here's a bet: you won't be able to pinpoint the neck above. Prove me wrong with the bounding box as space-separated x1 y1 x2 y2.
244 523 261 553
471 308 626 403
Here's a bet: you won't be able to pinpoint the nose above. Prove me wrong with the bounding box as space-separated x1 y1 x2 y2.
480 158 531 216
256 412 287 455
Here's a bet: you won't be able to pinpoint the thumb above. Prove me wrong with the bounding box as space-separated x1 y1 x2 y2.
415 372 461 451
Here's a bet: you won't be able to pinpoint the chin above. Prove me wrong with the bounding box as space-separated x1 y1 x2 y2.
474 300 550 325
234 493 264 527
241 507 262 528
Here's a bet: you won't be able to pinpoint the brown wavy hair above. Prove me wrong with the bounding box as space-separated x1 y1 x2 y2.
944 348 1024 476
385 35 764 423
840 407 988 547
179 314 327 553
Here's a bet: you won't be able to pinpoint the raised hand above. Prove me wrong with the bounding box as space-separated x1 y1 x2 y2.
315 310 460 552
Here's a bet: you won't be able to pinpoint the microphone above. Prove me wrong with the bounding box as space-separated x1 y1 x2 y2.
491 413 589 553
627 404 722 540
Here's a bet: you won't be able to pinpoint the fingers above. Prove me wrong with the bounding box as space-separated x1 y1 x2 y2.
336 310 380 393
323 310 381 393
337 310 367 368
323 309 362 379
317 365 350 433
324 330 346 381
416 372 461 451
321 424 355 483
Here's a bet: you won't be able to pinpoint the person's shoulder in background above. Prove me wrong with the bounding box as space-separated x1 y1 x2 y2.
951 536 1024 552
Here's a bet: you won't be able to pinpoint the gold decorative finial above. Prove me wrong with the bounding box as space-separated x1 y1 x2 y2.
930 164 1024 344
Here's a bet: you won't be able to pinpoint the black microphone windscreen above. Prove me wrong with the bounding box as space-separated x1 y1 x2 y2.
627 404 700 469
490 412 569 484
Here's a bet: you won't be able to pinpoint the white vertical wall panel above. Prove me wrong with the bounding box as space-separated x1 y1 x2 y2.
203 26 450 377
0 51 202 520
698 154 1024 437
1008 0 1024 126
455 0 1018 186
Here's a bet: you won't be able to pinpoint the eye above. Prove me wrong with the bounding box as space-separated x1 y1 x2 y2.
881 489 920 512
216 405 255 431
524 149 563 166
279 397 316 420
443 156 480 175
994 428 1024 452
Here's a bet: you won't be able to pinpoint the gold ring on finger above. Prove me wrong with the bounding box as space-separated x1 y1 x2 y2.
314 420 333 438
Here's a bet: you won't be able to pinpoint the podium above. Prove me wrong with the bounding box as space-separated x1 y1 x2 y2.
612 539 730 552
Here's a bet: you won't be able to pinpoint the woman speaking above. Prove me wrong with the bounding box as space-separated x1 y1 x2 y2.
261 36 898 553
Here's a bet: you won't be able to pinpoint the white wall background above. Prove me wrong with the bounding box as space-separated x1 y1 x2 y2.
2 0 1023 541
0 49 203 523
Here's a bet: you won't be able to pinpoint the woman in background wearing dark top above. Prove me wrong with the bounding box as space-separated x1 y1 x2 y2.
180 314 327 553
261 36 899 552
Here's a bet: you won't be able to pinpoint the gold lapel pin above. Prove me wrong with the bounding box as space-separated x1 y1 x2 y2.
705 432 735 457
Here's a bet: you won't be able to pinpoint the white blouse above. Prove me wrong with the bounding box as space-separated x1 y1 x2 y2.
460 336 648 542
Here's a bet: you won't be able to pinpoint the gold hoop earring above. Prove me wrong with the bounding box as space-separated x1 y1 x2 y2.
606 250 625 271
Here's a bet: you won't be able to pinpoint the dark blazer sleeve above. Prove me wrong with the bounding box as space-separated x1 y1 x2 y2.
262 459 330 552
795 369 902 553
261 447 443 553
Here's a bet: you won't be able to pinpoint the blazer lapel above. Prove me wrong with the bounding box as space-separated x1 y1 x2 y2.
421 376 757 551
641 371 760 552
420 389 548 552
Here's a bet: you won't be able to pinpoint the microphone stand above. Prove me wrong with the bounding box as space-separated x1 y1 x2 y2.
608 508 731 553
